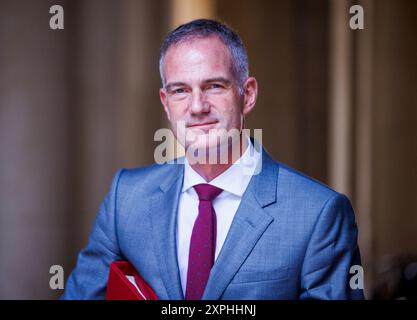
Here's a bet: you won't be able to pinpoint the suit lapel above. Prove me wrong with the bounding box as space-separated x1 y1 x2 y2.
149 162 185 300
149 148 279 300
202 149 279 300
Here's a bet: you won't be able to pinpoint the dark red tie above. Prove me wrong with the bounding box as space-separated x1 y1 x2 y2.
185 183 223 300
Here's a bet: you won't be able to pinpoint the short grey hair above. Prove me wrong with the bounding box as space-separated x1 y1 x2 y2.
159 19 249 94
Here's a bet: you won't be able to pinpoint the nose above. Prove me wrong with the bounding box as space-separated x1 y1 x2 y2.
190 89 210 115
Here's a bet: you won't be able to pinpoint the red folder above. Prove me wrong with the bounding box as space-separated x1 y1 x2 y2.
105 261 158 300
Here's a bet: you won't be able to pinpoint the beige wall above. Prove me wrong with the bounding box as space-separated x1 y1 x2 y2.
371 0 417 261
0 0 170 299
217 0 330 184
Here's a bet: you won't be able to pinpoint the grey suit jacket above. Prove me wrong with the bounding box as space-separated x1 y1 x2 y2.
62 147 364 299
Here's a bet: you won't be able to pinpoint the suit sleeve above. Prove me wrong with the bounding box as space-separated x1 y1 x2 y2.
299 193 365 300
61 169 124 299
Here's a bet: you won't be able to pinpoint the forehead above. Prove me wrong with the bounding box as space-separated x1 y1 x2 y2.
162 35 234 82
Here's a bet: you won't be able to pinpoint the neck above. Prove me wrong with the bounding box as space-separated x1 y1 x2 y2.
187 134 249 182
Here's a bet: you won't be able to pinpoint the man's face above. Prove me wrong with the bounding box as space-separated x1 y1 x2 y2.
159 35 257 153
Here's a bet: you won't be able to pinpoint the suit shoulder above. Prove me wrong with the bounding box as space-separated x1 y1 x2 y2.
271 161 355 226
276 161 342 203
117 161 182 190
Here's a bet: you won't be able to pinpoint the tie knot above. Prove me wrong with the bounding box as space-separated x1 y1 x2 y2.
193 184 223 201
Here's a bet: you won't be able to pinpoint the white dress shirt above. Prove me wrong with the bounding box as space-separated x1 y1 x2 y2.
176 136 261 295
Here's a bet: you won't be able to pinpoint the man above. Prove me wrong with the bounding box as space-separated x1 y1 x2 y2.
62 19 364 300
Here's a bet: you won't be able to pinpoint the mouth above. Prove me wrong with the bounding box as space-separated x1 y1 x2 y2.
187 121 218 129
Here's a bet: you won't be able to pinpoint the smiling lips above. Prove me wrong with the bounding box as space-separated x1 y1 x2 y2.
187 121 218 128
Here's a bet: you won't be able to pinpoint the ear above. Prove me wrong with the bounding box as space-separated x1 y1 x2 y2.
242 77 258 116
159 88 171 121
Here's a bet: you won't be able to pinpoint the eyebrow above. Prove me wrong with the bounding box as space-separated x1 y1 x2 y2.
165 77 232 91
202 77 232 86
165 82 187 91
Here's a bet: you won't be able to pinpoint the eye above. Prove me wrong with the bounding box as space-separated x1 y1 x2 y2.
168 87 189 100
173 88 186 94
207 83 224 91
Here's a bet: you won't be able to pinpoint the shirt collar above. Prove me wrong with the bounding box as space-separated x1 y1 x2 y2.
182 135 260 197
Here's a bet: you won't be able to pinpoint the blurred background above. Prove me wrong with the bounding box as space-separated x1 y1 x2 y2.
0 0 416 299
